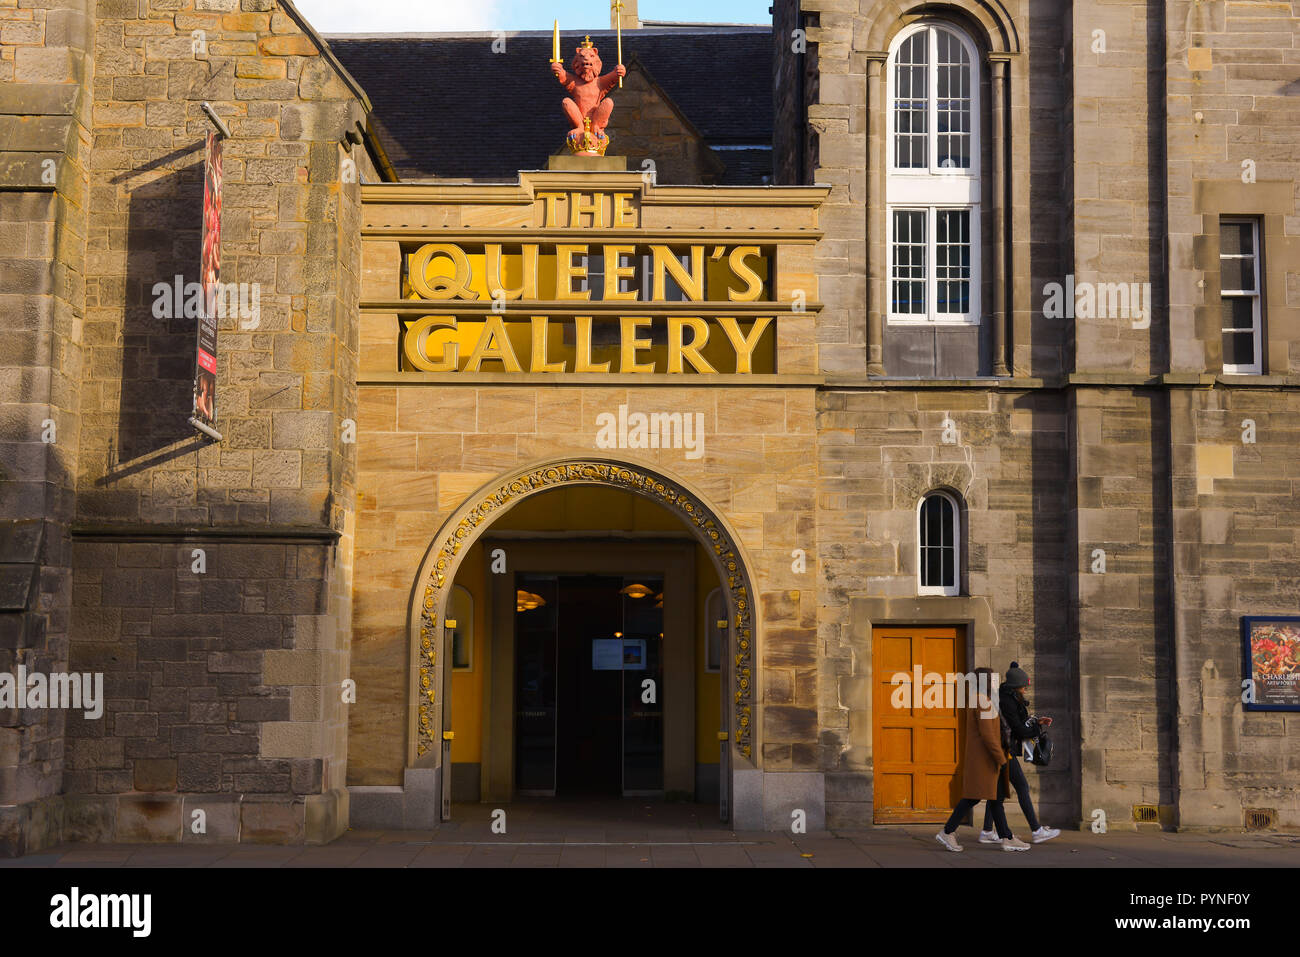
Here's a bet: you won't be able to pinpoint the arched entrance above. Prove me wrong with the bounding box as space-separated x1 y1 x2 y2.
405 457 760 822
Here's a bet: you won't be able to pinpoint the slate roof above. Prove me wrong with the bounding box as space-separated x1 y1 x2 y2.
325 28 773 183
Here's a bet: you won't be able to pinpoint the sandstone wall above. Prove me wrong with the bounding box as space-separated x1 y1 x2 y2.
3 0 376 851
0 0 95 856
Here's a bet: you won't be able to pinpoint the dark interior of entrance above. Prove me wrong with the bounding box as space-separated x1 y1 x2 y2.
515 574 665 796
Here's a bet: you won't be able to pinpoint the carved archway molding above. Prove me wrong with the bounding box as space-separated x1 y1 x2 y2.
407 456 760 767
865 0 1022 54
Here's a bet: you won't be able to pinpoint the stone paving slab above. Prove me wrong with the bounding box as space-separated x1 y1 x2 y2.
3 801 1298 868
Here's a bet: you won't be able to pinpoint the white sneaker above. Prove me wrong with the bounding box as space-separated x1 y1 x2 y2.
1001 836 1031 851
978 829 1000 844
1031 826 1060 843
935 831 963 852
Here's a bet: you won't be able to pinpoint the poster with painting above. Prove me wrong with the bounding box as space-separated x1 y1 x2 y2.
1241 616 1300 711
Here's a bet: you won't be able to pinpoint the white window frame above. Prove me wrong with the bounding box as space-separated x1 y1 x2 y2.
1219 217 1263 376
886 21 981 326
886 206 981 325
917 491 961 597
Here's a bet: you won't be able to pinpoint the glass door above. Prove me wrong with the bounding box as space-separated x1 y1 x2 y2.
619 576 664 795
513 573 665 797
514 574 558 794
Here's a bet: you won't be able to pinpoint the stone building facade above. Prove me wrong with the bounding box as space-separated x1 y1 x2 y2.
1 0 382 854
779 0 1300 829
1 0 1297 855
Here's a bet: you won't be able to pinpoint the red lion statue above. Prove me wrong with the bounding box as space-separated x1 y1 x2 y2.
551 38 626 151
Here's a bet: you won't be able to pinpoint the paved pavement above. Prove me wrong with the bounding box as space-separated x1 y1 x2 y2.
3 799 1298 867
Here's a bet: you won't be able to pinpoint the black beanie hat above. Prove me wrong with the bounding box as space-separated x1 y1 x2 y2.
1004 661 1030 688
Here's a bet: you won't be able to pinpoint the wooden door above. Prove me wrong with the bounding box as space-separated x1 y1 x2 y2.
872 626 966 823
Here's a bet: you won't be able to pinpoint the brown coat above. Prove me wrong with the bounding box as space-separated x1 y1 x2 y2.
961 700 1010 800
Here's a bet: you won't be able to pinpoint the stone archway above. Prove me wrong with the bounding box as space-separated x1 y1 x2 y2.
405 457 761 781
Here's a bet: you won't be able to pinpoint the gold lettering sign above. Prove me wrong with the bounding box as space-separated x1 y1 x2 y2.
535 191 639 229
397 229 778 374
400 315 774 375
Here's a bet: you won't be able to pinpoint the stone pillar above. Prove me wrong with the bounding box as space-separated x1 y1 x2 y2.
865 55 886 377
989 55 1010 377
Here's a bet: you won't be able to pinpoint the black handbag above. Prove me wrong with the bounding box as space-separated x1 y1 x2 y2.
1031 730 1052 767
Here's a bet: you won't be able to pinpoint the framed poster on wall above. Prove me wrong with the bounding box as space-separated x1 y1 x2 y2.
1241 616 1300 711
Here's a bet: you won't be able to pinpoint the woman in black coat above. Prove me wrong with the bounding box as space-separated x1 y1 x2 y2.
979 662 1061 844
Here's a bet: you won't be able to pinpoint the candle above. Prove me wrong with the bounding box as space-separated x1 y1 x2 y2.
552 20 559 63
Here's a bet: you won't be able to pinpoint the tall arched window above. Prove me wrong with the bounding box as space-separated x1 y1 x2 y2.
886 22 980 325
918 490 961 596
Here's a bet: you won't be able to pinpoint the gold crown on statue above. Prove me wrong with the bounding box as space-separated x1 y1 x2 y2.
567 117 610 156
579 35 595 48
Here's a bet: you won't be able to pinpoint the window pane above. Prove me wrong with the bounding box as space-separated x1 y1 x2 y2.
935 210 971 314
1219 254 1255 293
1222 330 1256 367
891 210 927 314
920 496 937 547
1221 297 1254 331
940 546 955 587
936 30 972 169
1219 221 1254 257
925 547 943 587
893 32 927 168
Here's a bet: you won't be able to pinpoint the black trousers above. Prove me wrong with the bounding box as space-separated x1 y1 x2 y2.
944 798 1011 839
983 756 1040 832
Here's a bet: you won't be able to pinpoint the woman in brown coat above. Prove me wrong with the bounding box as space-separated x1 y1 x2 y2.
935 667 1030 851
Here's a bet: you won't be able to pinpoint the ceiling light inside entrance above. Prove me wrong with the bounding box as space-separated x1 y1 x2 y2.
515 590 546 612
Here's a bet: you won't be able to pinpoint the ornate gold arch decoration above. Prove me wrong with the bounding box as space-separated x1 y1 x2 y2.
414 460 755 763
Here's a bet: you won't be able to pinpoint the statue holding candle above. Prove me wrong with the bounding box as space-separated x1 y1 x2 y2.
550 28 626 156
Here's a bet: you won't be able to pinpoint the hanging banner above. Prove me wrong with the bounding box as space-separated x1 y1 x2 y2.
192 130 222 437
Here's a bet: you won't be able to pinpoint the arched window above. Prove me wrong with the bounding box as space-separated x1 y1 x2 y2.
886 22 980 325
917 491 961 596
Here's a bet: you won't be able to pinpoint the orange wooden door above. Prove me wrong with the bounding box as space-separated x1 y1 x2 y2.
872 626 966 823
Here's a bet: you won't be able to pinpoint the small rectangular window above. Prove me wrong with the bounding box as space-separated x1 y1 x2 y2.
889 207 976 324
891 209 927 315
935 209 971 316
1219 218 1262 375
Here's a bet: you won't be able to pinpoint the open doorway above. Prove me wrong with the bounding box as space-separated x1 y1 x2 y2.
431 478 746 824
515 574 665 796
